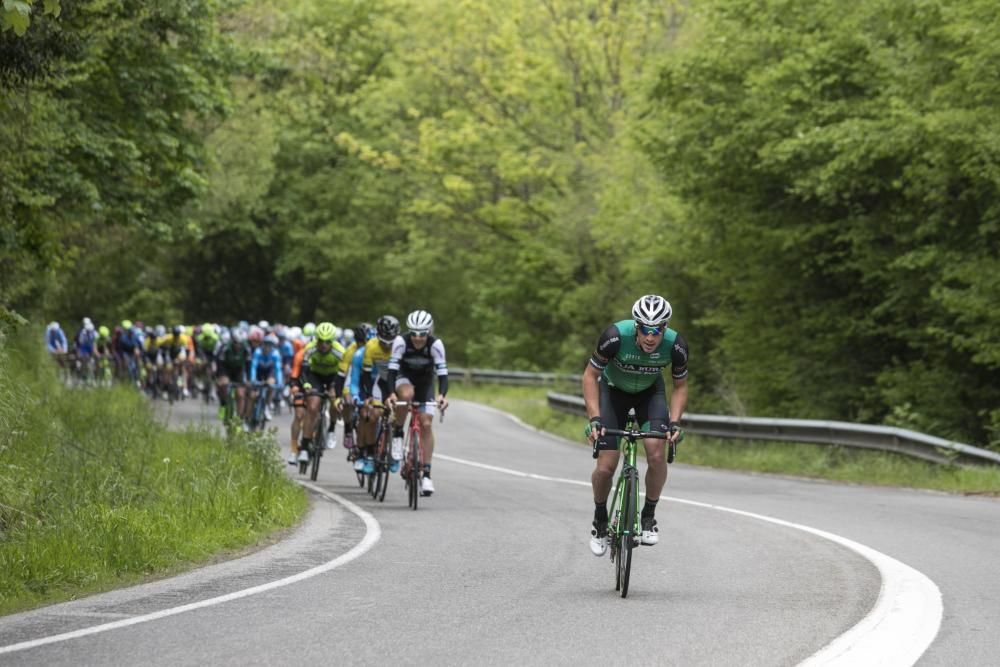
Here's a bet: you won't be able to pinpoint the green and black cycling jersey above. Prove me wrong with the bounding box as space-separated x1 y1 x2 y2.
589 319 688 393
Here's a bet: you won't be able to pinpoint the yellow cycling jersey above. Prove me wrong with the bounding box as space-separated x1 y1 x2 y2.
338 341 358 376
157 333 192 354
362 337 393 381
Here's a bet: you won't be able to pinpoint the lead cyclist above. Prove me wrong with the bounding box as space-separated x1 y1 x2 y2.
386 309 449 497
582 294 688 556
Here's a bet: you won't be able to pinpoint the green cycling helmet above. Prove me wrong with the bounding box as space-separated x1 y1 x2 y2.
98 325 110 338
315 321 337 342
303 322 316 337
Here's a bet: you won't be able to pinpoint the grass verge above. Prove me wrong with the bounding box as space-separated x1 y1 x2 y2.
451 382 1000 495
0 328 307 616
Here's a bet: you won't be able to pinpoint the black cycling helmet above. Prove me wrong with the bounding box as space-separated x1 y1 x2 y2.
354 322 375 344
375 315 399 343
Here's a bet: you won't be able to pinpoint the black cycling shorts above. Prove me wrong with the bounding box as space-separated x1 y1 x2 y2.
595 374 670 452
217 364 246 384
302 370 337 395
396 373 435 404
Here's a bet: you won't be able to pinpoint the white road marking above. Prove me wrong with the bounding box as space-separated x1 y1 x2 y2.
0 482 380 656
436 452 943 666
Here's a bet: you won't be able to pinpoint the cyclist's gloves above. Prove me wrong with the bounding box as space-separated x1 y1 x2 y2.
588 417 604 459
668 420 681 435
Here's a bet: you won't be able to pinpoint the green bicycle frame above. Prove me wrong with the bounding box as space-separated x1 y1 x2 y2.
607 416 642 555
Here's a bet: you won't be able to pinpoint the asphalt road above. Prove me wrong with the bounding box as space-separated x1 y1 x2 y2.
1 398 998 666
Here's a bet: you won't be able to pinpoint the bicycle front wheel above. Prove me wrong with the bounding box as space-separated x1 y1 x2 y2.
311 411 326 481
408 430 421 510
618 474 637 598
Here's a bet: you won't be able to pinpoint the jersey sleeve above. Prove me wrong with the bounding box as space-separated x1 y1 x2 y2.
671 332 689 380
249 348 261 383
386 336 406 387
589 324 622 371
272 350 283 385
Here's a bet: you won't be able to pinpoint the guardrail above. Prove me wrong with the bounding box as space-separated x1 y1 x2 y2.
450 367 581 385
545 392 1000 467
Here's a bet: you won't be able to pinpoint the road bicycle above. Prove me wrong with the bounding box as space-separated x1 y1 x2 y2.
300 392 333 481
366 403 394 501
601 414 680 598
248 382 273 432
395 401 443 511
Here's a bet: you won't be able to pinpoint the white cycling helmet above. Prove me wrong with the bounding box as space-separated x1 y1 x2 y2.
631 295 672 327
406 309 434 333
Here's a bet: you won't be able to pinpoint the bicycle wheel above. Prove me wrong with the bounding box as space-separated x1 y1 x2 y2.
310 414 325 482
376 423 391 502
618 474 637 598
409 430 421 510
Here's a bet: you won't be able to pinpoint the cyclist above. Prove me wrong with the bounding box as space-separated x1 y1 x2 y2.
194 323 220 399
143 325 163 395
338 322 374 455
159 325 194 398
357 315 399 475
214 328 251 421
386 309 449 496
293 322 346 464
45 321 68 357
73 317 98 385
95 325 113 385
249 333 283 422
583 294 688 556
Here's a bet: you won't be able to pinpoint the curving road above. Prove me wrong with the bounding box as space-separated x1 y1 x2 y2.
1 398 998 665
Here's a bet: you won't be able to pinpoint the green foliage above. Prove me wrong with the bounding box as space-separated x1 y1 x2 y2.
5 0 999 449
0 327 306 614
641 0 1000 444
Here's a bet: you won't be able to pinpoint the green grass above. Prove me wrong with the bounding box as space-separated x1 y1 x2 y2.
451 382 1000 495
0 329 307 616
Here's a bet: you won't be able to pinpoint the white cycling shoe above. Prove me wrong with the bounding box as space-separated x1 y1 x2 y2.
640 517 659 545
590 521 609 557
297 450 309 463
420 476 435 496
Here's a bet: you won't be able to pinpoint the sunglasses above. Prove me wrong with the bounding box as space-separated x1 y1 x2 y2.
410 330 429 338
637 324 665 336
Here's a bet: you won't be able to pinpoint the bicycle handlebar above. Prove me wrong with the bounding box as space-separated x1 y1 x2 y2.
602 429 671 439
391 400 446 423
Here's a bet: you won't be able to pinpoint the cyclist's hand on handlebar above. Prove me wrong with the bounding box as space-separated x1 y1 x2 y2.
386 393 397 410
667 421 682 444
437 394 448 413
587 417 605 444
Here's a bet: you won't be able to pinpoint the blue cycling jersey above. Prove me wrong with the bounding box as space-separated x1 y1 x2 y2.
348 346 367 399
250 347 283 385
279 340 295 362
46 327 67 352
75 328 96 356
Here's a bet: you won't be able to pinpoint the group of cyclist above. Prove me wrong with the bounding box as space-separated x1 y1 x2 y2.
285 310 448 497
46 309 451 498
46 292 688 548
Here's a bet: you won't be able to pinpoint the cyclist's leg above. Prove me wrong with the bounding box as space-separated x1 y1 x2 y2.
592 375 627 505
393 378 412 430
290 386 305 457
638 377 670 502
413 378 436 471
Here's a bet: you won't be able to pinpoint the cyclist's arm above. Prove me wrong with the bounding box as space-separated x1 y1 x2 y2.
583 324 620 420
271 350 283 386
249 349 260 384
431 338 448 396
668 333 690 433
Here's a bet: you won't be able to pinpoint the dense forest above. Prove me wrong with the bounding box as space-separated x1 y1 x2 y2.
2 0 998 448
